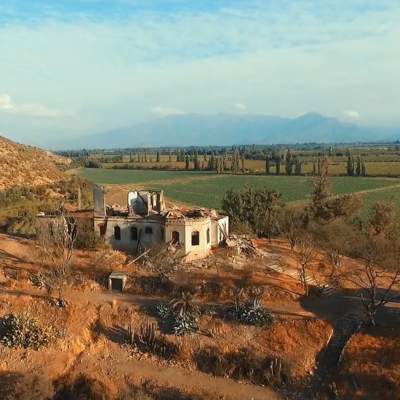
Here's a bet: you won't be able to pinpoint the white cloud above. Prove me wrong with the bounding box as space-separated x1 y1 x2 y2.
0 94 14 110
151 106 187 117
234 103 247 112
0 94 69 118
343 110 361 120
0 0 400 144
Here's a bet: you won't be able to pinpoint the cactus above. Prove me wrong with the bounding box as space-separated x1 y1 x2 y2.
230 298 273 327
268 358 282 384
127 323 135 345
126 322 177 359
156 301 198 336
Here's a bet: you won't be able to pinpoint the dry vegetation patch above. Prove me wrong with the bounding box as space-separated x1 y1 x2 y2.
0 136 69 190
338 326 400 400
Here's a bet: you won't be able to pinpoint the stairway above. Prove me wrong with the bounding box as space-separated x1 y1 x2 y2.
266 264 339 297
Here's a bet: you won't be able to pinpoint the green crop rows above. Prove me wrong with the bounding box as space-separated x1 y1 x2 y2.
78 168 400 214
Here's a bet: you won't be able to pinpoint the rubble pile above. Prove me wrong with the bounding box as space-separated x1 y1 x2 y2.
225 235 262 258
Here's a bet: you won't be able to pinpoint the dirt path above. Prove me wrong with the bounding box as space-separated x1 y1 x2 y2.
288 182 400 206
81 352 282 400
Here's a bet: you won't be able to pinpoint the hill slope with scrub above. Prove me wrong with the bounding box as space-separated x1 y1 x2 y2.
0 136 69 190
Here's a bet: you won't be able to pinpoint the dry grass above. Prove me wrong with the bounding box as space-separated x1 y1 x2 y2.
0 136 69 190
338 325 400 400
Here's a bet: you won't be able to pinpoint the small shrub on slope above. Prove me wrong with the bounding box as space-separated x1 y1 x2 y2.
0 313 55 350
229 297 273 327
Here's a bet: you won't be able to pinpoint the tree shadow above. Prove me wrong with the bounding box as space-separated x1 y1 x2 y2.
0 248 35 269
0 371 54 400
337 371 399 400
92 319 127 345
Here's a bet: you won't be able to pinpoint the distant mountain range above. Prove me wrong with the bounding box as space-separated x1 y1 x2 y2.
58 112 399 150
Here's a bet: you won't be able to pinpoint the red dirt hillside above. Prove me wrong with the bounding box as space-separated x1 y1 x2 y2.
0 136 70 190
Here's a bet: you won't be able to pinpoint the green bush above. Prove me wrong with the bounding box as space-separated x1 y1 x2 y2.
0 313 55 350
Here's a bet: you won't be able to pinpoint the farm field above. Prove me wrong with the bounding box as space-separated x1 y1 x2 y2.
78 168 400 212
101 159 400 177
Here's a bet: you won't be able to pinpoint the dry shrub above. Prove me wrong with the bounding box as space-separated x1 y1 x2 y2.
338 328 400 400
133 275 174 296
120 384 223 400
127 322 179 360
0 372 54 400
92 245 127 271
54 374 113 400
199 279 224 299
194 346 287 386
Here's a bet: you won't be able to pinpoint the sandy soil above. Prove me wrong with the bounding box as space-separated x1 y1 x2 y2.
0 233 398 399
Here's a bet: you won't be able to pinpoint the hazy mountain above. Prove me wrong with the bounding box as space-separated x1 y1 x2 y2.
57 113 399 150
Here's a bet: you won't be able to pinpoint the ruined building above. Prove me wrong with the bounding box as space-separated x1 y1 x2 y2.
92 187 229 260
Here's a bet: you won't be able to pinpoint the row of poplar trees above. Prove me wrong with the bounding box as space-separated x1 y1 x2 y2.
346 151 367 176
265 149 303 176
130 148 367 177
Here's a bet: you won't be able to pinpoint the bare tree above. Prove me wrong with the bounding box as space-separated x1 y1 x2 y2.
297 237 316 296
313 219 356 278
326 248 344 276
36 210 77 304
280 208 303 251
350 236 400 326
140 243 185 279
358 262 399 326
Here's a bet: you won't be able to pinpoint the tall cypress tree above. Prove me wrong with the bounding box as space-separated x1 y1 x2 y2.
356 156 361 176
346 151 354 176
285 149 293 176
276 157 280 175
295 158 302 175
361 161 367 176
185 155 190 170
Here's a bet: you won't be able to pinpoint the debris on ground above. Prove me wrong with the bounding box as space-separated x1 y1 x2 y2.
225 235 263 258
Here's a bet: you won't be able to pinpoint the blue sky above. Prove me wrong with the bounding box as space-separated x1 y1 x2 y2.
0 0 399 145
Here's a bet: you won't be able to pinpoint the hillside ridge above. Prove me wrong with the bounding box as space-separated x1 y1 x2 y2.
0 135 70 190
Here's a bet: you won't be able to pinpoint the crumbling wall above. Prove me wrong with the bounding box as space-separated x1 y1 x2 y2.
94 218 164 253
93 186 105 217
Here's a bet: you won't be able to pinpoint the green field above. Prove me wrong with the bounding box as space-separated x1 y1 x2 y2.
78 168 400 213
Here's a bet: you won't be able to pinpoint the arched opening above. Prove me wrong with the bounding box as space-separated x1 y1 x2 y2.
191 230 200 246
145 226 153 235
172 231 180 244
99 224 106 236
114 226 121 241
130 226 138 241
206 228 210 244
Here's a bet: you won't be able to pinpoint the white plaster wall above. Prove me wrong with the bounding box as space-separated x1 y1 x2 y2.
94 218 163 253
185 219 212 261
165 221 187 249
94 215 228 259
210 216 229 246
